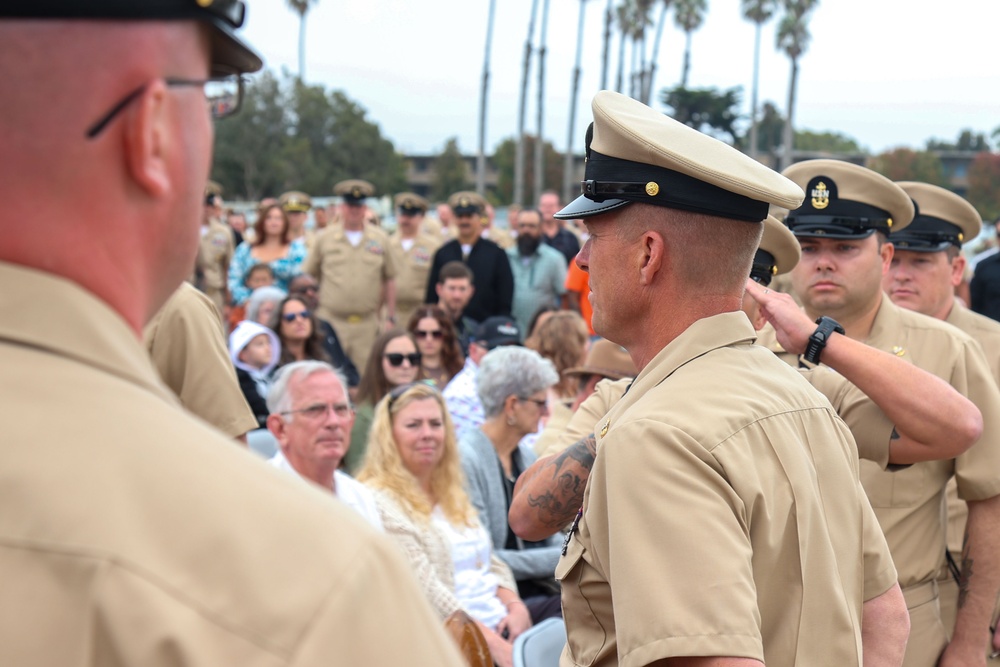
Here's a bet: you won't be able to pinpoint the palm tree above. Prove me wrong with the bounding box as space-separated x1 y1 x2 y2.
631 0 654 100
673 0 707 88
776 0 817 170
614 2 631 93
286 0 318 81
741 0 777 159
477 0 498 196
534 0 552 204
515 0 541 206
600 0 614 90
565 0 591 203
645 0 673 104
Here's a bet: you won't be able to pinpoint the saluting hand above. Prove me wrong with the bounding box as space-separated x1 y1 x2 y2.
744 279 815 354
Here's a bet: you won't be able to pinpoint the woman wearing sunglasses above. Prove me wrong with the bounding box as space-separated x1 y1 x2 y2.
269 296 328 367
358 382 530 667
406 305 464 389
344 329 421 473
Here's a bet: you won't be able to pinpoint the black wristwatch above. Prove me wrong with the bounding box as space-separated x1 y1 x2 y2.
803 316 845 365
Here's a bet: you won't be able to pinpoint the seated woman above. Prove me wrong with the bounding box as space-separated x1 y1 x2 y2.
344 329 421 473
526 310 589 404
245 285 286 326
407 305 465 389
269 295 356 381
358 383 531 667
228 203 307 307
460 346 564 623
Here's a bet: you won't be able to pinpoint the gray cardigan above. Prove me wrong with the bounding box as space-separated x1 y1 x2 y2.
458 428 562 581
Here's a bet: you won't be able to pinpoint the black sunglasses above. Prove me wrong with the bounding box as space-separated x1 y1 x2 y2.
282 310 311 322
414 329 444 340
385 352 421 367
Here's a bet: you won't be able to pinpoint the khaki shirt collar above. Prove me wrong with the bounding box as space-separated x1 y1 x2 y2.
0 261 177 405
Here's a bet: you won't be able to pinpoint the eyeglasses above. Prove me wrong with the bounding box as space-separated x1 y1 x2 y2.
85 72 245 139
414 329 443 340
517 397 548 409
385 352 422 367
282 310 311 322
280 402 353 421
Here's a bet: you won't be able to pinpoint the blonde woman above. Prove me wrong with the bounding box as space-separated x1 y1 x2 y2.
358 383 530 667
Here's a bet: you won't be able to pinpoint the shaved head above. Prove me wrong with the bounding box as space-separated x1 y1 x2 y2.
0 20 213 330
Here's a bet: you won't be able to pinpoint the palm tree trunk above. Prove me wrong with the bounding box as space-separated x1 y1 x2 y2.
515 0 540 206
782 55 798 171
477 0 497 196
748 21 762 158
298 13 307 80
564 0 588 204
534 0 551 205
600 0 613 90
616 25 627 93
680 31 691 87
647 2 670 104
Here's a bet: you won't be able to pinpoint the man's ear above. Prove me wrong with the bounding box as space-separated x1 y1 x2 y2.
266 414 288 448
124 80 170 198
638 231 665 287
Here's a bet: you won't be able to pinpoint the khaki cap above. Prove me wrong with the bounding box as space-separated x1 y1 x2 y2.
333 179 375 203
890 182 981 252
279 190 312 212
752 215 801 286
448 191 487 216
782 159 914 238
394 193 430 215
555 90 804 222
564 339 636 380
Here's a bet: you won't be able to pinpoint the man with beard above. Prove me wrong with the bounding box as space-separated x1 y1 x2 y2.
507 208 567 334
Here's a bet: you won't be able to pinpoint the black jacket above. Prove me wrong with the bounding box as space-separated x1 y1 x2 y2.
425 237 514 322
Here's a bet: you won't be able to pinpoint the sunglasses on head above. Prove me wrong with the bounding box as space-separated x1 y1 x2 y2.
282 310 311 322
414 329 443 340
385 352 422 367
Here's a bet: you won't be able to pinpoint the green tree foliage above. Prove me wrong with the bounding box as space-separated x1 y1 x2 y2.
211 70 405 201
661 85 742 145
967 152 1000 222
432 138 472 202
926 129 991 152
754 101 785 155
794 130 862 153
494 135 563 204
868 148 947 187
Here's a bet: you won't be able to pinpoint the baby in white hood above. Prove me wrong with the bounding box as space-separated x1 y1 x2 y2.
229 320 282 428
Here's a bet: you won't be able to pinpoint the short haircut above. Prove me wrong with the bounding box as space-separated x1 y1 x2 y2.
476 347 559 418
245 263 274 281
438 260 474 285
266 360 350 420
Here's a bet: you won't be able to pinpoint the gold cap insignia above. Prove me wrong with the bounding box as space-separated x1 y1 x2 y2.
811 182 830 210
196 0 213 6
645 182 660 197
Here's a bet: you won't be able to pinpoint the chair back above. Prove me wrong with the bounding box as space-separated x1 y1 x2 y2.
512 617 566 667
443 609 491 667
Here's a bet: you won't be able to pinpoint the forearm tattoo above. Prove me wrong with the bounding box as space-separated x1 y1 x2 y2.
958 528 973 609
526 434 597 531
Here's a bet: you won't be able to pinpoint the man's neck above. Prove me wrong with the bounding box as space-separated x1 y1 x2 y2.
805 295 883 342
931 296 957 322
457 232 479 246
542 220 559 238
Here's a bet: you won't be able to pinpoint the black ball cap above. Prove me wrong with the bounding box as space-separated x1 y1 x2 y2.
1 0 263 75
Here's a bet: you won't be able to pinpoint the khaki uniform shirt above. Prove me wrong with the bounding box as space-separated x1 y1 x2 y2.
144 282 257 439
483 226 515 250
758 294 1000 590
0 262 464 667
388 230 442 324
193 218 234 295
303 224 397 323
943 303 1000 555
558 312 884 667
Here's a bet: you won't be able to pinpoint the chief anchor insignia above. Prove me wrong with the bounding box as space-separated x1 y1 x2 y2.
811 181 830 210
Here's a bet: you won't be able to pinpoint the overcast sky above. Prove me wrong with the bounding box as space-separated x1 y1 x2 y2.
240 0 999 158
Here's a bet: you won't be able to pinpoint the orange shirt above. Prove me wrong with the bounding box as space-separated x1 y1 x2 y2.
565 260 594 335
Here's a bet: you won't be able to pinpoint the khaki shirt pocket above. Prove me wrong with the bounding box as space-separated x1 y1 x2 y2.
555 535 607 667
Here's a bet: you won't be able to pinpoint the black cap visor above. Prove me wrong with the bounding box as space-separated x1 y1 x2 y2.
555 195 632 220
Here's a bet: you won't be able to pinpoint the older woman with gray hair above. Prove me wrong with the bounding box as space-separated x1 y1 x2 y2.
244 285 287 325
458 346 564 623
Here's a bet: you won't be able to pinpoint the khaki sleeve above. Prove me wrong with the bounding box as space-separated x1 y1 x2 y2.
804 368 894 470
144 284 256 438
302 235 321 280
541 378 629 458
954 338 1000 501
861 486 898 601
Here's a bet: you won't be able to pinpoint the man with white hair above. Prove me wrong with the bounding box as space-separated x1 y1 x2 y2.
266 361 382 529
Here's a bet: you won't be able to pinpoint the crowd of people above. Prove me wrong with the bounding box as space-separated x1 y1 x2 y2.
5 3 1000 667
